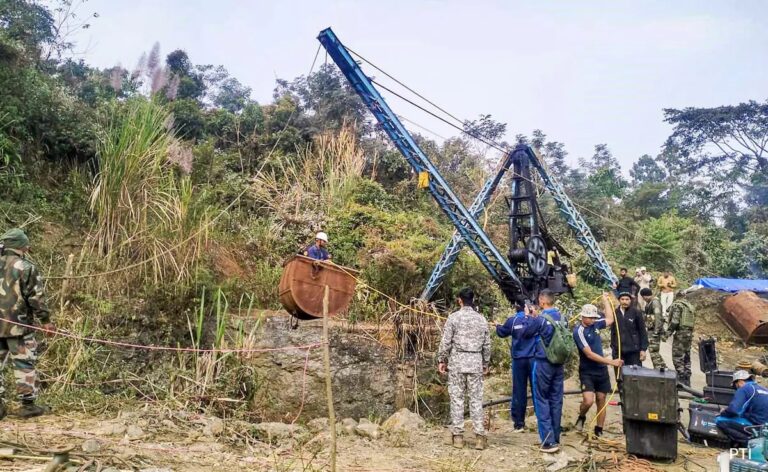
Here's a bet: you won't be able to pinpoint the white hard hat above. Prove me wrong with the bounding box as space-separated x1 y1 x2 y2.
640 266 647 272
315 232 328 242
580 304 600 318
733 370 753 384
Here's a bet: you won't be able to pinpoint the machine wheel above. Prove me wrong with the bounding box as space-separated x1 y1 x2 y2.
526 236 548 276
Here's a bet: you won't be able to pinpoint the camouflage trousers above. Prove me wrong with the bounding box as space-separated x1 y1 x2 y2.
448 370 485 436
648 334 667 369
0 333 39 401
672 328 693 386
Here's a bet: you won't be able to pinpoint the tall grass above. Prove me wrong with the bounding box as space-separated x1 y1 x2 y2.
252 125 365 220
88 99 212 284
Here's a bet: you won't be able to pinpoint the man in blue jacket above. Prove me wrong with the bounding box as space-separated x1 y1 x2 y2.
716 370 768 447
521 289 564 453
304 232 331 261
495 303 535 433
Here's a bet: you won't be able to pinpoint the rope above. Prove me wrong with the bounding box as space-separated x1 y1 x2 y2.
351 52 719 280
3 318 321 354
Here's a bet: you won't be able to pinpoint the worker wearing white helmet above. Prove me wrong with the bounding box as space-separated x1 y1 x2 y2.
304 232 331 261
715 370 768 447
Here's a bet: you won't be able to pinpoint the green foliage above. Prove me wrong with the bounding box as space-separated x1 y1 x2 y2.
0 0 55 53
630 154 667 185
169 98 205 140
89 98 212 283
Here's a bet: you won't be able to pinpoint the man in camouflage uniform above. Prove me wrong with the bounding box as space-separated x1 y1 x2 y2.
437 287 490 450
665 292 695 386
0 228 53 418
641 288 666 369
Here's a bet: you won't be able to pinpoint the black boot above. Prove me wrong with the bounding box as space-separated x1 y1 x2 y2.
16 400 49 419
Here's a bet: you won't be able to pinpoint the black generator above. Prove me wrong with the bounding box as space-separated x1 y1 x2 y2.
621 365 679 460
688 402 730 448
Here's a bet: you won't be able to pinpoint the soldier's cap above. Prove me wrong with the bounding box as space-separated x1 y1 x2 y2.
732 370 753 385
0 228 29 249
580 304 600 318
617 291 632 299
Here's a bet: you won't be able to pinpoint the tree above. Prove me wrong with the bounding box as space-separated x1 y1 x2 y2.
630 154 666 185
580 144 627 199
664 101 768 222
664 101 768 178
274 64 367 134
166 49 206 101
463 114 506 142
0 0 55 54
212 76 251 113
529 129 570 178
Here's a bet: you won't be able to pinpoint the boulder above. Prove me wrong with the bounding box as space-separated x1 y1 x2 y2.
355 418 380 440
307 417 329 433
126 425 144 440
81 439 102 453
203 417 225 437
245 314 398 421
381 408 425 433
340 418 357 435
252 422 307 442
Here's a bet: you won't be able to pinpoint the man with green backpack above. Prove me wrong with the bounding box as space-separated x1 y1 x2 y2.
666 291 695 386
520 289 573 453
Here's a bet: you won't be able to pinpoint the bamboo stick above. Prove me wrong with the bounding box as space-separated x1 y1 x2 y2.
322 285 337 471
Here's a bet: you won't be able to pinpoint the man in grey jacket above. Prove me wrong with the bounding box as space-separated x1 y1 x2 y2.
438 287 491 450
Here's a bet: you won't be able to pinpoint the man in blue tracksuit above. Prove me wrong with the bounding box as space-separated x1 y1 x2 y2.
495 303 535 432
521 289 564 453
716 370 768 447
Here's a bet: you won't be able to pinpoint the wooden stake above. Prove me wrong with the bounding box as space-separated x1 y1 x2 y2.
322 285 337 472
59 254 75 315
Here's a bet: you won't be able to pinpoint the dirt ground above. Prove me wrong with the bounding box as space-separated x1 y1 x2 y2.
1 295 765 471
0 333 750 472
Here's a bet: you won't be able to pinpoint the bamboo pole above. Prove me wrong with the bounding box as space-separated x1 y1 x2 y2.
322 285 337 471
59 254 75 315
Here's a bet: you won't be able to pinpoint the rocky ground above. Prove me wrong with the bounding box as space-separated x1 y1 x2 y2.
1 293 765 471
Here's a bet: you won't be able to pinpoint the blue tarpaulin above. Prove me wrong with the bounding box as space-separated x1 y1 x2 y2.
694 278 768 293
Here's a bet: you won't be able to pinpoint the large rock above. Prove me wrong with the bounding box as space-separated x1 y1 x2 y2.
246 314 398 421
203 417 225 437
339 418 357 435
381 408 425 433
252 422 307 442
354 418 380 440
307 417 329 433
81 439 103 453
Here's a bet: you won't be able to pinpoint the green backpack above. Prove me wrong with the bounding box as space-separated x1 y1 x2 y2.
540 314 576 365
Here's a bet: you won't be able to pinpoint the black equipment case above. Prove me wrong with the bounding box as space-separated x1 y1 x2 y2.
688 402 730 448
706 370 735 389
703 386 736 406
621 365 678 423
620 366 679 460
699 337 718 373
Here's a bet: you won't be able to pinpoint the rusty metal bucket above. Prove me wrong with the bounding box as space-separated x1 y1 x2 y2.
721 291 768 344
278 255 359 320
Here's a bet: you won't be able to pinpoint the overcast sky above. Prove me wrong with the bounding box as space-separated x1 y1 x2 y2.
68 0 767 170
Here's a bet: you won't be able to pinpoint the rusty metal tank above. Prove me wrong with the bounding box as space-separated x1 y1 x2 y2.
278 255 359 320
721 291 768 344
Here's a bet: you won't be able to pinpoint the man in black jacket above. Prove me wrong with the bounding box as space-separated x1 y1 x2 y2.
610 292 648 376
613 268 640 299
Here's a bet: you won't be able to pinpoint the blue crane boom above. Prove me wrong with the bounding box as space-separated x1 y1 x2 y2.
523 146 617 286
419 150 516 301
317 27 526 302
